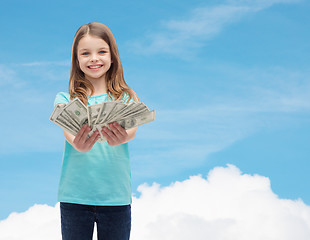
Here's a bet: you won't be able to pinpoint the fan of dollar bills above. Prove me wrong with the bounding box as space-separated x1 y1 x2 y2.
50 98 155 142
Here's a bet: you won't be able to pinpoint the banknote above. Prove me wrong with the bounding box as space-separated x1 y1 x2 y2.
49 97 155 143
64 98 88 127
116 110 155 130
95 101 120 125
49 103 78 136
88 104 102 127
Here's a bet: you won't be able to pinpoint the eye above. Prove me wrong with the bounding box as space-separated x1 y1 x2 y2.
81 52 89 55
99 51 106 54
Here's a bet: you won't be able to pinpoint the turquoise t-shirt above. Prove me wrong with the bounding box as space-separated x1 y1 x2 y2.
54 92 133 206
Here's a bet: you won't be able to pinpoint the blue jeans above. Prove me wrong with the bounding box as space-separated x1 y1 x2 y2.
60 202 131 240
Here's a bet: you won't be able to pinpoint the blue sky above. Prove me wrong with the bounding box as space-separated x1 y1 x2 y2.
0 0 309 221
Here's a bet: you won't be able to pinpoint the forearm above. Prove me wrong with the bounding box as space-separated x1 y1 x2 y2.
124 127 137 143
63 129 75 146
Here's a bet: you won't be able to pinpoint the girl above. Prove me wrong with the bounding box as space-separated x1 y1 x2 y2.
53 22 139 240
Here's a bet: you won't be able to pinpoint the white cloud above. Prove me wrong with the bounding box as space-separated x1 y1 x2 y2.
131 0 302 56
1 165 310 240
0 204 61 240
18 60 70 67
132 165 310 239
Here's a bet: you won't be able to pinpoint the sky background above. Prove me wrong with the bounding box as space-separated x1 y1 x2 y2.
0 0 309 231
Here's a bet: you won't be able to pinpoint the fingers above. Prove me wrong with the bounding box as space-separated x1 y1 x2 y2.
101 122 128 146
73 125 100 152
86 129 100 148
102 126 118 144
80 125 91 142
74 122 127 148
111 122 127 137
73 124 89 144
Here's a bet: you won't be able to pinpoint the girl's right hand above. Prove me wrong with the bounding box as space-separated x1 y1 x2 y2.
72 124 100 152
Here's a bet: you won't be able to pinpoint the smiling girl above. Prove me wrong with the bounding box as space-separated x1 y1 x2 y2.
53 22 139 240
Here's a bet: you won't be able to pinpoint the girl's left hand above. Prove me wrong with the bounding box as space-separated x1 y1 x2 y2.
101 122 129 146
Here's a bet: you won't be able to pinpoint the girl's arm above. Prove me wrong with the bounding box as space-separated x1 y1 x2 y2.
125 127 138 142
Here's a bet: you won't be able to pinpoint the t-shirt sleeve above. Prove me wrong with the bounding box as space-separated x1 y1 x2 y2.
122 92 135 104
54 92 70 107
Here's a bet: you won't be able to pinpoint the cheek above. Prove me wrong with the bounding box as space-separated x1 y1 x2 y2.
106 53 113 63
109 57 113 67
78 58 86 69
102 56 112 67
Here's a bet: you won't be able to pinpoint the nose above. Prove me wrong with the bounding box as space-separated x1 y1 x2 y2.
90 53 99 62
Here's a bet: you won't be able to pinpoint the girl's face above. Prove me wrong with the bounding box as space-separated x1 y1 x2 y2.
77 35 112 82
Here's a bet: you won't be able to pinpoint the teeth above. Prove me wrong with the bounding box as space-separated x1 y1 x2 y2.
89 65 102 69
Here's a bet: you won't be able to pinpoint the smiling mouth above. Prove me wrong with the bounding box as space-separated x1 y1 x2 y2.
88 65 103 69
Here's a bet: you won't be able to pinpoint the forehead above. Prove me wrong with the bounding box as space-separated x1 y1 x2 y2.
77 35 110 50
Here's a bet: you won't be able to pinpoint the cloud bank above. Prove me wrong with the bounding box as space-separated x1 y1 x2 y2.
1 164 310 240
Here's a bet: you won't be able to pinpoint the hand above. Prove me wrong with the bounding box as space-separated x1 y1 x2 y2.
101 122 129 146
72 124 100 152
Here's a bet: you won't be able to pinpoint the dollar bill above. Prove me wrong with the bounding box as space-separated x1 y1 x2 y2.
87 104 102 127
50 104 79 136
49 103 65 122
59 110 81 131
116 110 155 130
96 101 120 125
50 98 155 142
63 98 88 127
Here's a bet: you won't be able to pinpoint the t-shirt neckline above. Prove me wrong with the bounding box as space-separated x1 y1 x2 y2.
89 93 108 98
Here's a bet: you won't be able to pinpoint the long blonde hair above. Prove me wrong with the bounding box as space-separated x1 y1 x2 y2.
69 22 139 106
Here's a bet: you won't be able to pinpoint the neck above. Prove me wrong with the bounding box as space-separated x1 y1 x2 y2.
87 76 108 96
